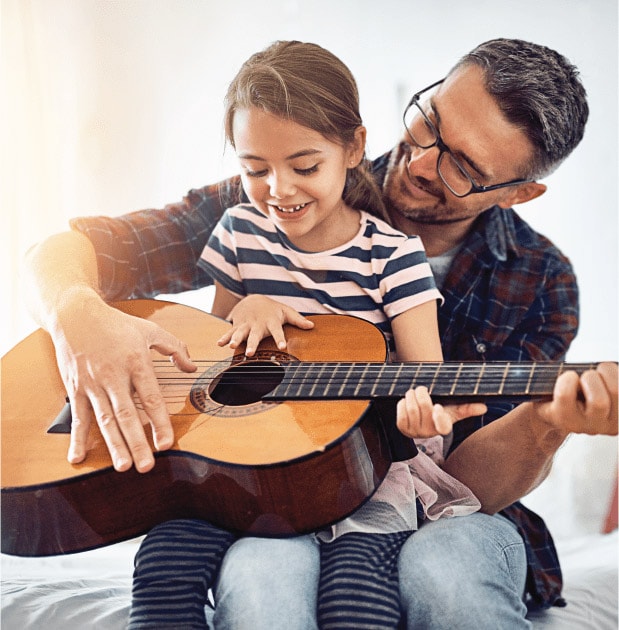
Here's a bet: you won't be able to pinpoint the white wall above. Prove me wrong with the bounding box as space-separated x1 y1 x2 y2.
2 0 617 365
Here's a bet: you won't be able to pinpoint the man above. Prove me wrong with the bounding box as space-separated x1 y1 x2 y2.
24 38 617 628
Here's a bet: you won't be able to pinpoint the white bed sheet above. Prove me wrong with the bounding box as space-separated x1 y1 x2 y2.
2 531 617 629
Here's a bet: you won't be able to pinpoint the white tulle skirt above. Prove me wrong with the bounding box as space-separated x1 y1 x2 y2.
317 435 481 542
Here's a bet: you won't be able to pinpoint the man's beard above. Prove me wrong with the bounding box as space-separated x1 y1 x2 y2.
394 205 474 226
383 143 473 226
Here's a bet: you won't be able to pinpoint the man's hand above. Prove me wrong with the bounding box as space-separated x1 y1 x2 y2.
534 362 618 436
440 362 617 513
217 294 314 357
54 300 196 473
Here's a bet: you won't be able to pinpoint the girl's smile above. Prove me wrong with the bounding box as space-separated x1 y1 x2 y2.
232 107 364 251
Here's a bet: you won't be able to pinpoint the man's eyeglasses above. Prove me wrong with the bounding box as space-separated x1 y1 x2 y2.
403 79 533 198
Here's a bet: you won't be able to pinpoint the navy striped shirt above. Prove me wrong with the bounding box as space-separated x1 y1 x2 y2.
199 204 441 345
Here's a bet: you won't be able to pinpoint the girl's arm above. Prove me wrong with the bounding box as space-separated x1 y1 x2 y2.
211 280 243 319
389 301 442 362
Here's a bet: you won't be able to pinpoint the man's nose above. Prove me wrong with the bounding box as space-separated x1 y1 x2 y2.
406 144 439 181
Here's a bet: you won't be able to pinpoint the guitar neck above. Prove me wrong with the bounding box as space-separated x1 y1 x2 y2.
265 361 600 403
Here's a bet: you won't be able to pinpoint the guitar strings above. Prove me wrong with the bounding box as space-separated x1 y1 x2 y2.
142 361 598 403
150 360 598 373
148 361 598 378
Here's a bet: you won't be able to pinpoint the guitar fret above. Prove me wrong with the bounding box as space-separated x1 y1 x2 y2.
369 366 381 397
474 363 485 396
323 363 340 397
499 362 509 395
371 365 391 398
529 363 561 396
310 363 327 396
449 363 464 396
301 362 315 398
393 363 405 396
338 363 354 397
305 363 322 397
353 363 370 397
388 364 398 395
429 363 441 395
525 363 535 395
432 363 459 397
476 363 503 395
414 362 423 390
504 362 535 396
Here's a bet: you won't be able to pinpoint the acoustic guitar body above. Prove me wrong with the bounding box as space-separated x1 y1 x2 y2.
1 300 407 556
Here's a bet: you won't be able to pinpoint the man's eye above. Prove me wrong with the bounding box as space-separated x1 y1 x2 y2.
422 117 434 132
295 165 319 176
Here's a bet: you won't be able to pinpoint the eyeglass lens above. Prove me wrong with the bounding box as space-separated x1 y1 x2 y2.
404 103 474 196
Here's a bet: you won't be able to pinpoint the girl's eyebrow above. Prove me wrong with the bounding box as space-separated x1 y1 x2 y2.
430 99 489 181
237 148 323 161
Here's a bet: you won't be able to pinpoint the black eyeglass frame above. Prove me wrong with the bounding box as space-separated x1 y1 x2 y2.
403 79 533 198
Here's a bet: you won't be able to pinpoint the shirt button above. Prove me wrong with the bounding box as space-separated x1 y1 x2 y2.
476 343 487 354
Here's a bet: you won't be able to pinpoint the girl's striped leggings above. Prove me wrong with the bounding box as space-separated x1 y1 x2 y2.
129 519 409 629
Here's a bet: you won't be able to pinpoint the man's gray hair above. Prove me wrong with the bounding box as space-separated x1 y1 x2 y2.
452 38 588 180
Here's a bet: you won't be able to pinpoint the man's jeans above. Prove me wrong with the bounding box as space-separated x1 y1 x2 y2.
212 512 529 630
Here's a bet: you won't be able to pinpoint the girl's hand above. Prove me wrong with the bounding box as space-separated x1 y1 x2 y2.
217 295 314 356
396 386 487 438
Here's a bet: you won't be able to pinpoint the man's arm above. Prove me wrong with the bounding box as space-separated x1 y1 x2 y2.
432 223 615 512
23 230 195 473
441 362 618 513
69 183 240 300
22 179 241 472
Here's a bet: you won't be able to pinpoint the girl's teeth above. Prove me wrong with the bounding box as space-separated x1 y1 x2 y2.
278 203 307 213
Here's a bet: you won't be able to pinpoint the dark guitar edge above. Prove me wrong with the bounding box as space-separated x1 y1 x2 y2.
4 404 399 494
2 400 409 557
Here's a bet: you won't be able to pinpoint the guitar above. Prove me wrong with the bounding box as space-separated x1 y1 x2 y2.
1 299 600 557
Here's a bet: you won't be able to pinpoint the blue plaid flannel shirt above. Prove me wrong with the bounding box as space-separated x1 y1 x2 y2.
71 150 579 610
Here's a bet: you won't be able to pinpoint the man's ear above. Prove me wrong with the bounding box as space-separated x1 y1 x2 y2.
348 126 367 167
497 182 547 208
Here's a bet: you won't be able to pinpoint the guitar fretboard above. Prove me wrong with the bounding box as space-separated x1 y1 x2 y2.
264 361 599 403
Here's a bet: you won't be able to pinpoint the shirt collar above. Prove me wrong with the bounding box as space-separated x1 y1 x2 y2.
477 206 523 261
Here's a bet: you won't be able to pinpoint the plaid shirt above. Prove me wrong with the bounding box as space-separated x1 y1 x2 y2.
71 150 579 610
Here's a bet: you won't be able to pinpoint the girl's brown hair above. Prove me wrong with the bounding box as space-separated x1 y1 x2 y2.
224 40 388 221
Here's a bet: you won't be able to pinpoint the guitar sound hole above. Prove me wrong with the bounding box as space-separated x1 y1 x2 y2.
209 361 285 406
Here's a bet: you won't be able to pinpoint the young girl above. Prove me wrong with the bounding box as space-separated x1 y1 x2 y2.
129 40 484 629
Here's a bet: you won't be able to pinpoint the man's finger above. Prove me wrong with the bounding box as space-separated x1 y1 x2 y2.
88 389 135 472
132 374 175 452
151 331 196 372
67 393 93 464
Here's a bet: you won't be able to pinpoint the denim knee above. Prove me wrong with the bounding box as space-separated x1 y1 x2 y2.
398 513 530 630
213 535 320 630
